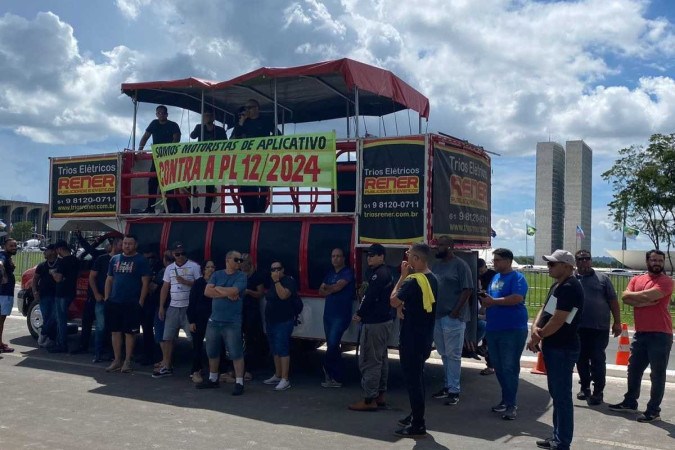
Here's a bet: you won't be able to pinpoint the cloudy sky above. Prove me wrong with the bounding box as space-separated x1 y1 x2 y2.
1 0 673 256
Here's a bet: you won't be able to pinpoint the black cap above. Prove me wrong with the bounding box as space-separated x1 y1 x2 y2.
54 240 69 249
366 243 386 256
171 241 184 251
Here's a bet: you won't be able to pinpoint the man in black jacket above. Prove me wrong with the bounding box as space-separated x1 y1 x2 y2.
348 244 394 411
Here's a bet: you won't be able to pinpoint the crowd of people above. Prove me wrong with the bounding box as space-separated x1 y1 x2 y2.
3 235 672 445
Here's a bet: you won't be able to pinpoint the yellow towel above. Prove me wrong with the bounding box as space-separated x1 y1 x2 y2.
406 273 436 313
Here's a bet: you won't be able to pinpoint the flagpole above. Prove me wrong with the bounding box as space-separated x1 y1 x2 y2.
621 204 627 268
525 224 528 265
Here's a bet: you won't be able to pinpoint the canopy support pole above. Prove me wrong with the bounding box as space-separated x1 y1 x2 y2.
200 91 205 140
131 93 138 150
346 100 350 138
273 79 279 135
419 115 422 134
354 87 360 138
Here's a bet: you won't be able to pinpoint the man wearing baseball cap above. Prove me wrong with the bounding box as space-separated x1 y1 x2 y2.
348 243 395 411
528 250 584 450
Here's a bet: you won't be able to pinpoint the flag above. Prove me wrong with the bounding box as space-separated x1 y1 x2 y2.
526 225 536 236
490 228 497 238
576 225 585 239
624 226 639 240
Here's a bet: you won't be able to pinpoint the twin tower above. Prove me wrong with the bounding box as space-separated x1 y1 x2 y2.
534 140 592 265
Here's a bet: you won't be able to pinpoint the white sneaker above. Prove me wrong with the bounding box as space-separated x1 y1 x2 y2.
263 375 281 385
37 335 48 347
274 379 291 391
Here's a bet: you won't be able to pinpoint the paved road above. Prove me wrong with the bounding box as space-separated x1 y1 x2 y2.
2 311 675 449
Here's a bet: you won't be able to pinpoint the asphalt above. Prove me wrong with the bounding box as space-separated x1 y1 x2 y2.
1 310 675 450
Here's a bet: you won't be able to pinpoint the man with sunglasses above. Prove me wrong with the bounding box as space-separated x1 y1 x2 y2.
348 243 394 411
153 242 201 378
232 98 280 213
199 251 248 395
573 250 620 406
529 250 584 450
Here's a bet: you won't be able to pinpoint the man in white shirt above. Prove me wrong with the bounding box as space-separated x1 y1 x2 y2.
153 242 201 378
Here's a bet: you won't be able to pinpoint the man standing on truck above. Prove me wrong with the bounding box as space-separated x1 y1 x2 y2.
0 238 18 353
390 243 438 438
104 234 151 373
33 244 58 348
189 111 227 213
231 99 279 213
138 104 181 213
49 240 79 353
430 236 473 405
319 247 355 388
153 242 201 378
348 243 394 412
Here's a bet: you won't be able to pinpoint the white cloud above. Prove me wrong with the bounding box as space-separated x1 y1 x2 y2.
114 0 154 20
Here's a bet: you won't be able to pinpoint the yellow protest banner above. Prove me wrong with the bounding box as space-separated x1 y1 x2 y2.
151 132 336 192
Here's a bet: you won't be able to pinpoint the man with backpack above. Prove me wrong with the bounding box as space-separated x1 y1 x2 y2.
348 244 394 411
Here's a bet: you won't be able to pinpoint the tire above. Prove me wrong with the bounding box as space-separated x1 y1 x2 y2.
27 298 42 340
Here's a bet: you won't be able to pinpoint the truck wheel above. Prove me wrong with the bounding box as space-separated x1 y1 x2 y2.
27 299 42 340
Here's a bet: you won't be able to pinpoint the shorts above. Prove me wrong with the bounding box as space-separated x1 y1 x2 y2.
205 320 243 360
0 295 13 316
105 301 141 334
162 306 191 342
267 320 294 357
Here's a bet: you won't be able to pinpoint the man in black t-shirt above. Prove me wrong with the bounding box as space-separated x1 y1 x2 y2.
49 240 80 353
348 244 394 412
189 111 228 213
73 238 122 360
390 243 439 438
138 104 182 213
33 244 58 347
0 239 18 353
529 250 584 450
231 99 280 213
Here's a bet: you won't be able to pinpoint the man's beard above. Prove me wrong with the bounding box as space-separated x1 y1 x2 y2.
435 249 448 259
647 263 663 274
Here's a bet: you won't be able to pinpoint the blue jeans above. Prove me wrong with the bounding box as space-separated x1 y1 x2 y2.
486 328 527 407
205 320 244 361
39 295 56 339
625 332 673 414
434 316 466 393
267 320 294 357
543 345 579 450
55 296 73 349
93 302 106 357
323 314 351 382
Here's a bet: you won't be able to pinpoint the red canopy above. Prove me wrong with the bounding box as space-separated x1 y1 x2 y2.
121 58 429 126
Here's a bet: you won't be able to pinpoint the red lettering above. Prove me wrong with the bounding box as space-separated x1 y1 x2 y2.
204 155 215 179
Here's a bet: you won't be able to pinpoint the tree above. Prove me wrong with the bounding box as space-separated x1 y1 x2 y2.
602 133 675 273
9 221 35 243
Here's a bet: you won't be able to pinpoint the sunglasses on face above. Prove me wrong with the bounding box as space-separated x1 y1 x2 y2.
547 261 561 267
232 258 244 263
173 252 185 257
576 257 591 261
270 267 283 272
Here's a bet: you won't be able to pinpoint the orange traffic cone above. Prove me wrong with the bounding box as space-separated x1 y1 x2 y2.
531 351 547 375
615 323 630 366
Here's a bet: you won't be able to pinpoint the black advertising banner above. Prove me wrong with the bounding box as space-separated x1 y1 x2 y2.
433 142 491 245
358 137 425 244
50 155 118 217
